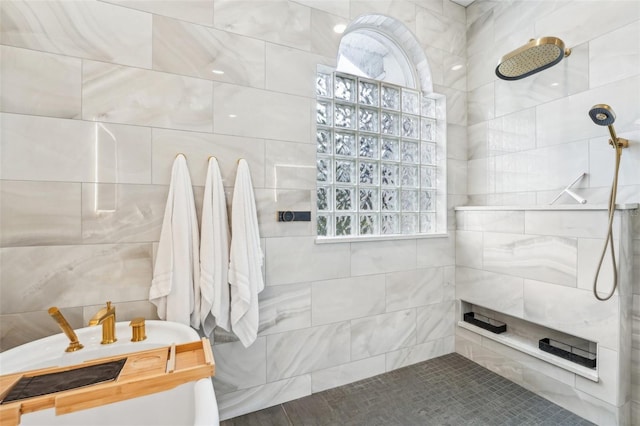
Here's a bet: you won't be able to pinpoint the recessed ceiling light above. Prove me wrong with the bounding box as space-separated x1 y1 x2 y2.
212 69 225 75
333 24 347 34
228 114 237 118
551 82 559 87
451 64 463 71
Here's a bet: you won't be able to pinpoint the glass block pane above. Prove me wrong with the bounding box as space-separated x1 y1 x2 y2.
402 115 419 139
421 166 435 188
358 135 379 159
421 142 436 165
421 96 436 118
401 141 419 164
381 85 400 110
401 165 418 187
401 190 418 211
335 187 354 210
335 75 355 102
317 101 332 126
358 108 378 133
421 118 436 141
335 160 355 184
381 214 399 234
381 138 399 161
359 80 378 106
381 163 399 186
359 188 378 211
335 103 355 129
381 189 398 211
359 161 379 185
317 186 331 211
317 214 330 236
317 129 331 154
420 190 434 211
420 213 436 233
336 214 354 236
401 214 418 234
317 157 331 183
335 132 356 157
359 214 378 235
381 112 399 136
316 73 332 98
402 89 419 114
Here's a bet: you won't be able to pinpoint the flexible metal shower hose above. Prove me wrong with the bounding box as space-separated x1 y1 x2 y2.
592 144 623 301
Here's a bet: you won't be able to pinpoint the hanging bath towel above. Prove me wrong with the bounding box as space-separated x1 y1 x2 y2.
149 154 201 328
199 157 231 337
229 159 264 348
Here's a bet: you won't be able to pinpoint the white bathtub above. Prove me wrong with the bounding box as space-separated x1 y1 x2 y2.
0 320 219 426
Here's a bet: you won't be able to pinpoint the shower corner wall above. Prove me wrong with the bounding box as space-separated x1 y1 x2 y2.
453 206 635 426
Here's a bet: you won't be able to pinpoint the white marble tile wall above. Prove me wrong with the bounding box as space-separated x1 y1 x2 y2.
1 0 463 421
455 207 635 424
466 0 640 207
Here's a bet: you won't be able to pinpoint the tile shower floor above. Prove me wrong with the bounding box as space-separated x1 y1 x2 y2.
221 353 594 426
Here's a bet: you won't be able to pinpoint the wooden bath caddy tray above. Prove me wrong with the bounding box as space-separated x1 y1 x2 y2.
0 338 215 426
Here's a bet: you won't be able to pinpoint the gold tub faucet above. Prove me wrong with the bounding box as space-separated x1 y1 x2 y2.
89 301 117 344
48 307 84 352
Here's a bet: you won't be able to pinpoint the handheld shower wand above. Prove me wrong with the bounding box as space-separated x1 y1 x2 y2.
587 104 629 301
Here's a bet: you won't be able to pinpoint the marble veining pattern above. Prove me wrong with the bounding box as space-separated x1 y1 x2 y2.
265 322 350 382
82 61 213 132
257 284 311 337
0 0 152 68
212 338 267 395
311 275 385 326
0 45 81 118
311 355 386 393
103 0 215 27
351 309 417 361
385 267 444 312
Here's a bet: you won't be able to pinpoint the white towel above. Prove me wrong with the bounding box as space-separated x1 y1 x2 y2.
229 159 264 347
199 157 231 336
149 154 201 328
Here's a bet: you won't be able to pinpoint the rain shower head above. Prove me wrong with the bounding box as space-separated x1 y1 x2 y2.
495 36 571 80
589 104 616 126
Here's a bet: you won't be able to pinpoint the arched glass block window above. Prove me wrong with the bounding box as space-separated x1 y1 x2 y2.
316 16 446 239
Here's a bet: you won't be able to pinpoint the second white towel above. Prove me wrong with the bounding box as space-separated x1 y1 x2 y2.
199 157 231 337
229 159 264 348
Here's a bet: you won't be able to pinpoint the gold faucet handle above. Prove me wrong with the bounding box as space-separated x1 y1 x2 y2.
130 317 147 342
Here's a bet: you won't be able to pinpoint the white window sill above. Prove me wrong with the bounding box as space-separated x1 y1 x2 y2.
314 232 449 244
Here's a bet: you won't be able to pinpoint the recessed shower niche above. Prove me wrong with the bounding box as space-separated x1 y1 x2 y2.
458 301 599 381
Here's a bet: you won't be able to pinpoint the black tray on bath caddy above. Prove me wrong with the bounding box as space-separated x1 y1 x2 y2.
463 312 507 334
1 358 127 404
538 338 596 369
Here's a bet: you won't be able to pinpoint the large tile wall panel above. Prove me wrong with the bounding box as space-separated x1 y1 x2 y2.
385 335 455 371
217 375 311 421
311 275 385 325
311 355 386 393
151 128 265 188
213 0 311 51
0 243 152 313
81 183 167 244
385 267 444 312
483 232 577 287
83 61 213 132
523 279 619 349
456 266 524 317
350 239 417 276
0 113 151 183
266 322 350 382
264 140 315 190
0 0 152 68
1 180 81 247
152 15 265 88
212 337 267 395
416 301 455 343
213 83 312 143
265 237 350 285
103 0 214 27
257 283 311 337
265 43 333 98
351 309 417 360
0 45 81 118
589 20 640 89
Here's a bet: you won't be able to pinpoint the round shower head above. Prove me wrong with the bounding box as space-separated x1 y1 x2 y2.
589 104 616 126
495 36 570 80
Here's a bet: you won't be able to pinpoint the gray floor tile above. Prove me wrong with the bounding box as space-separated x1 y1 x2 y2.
222 354 594 426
